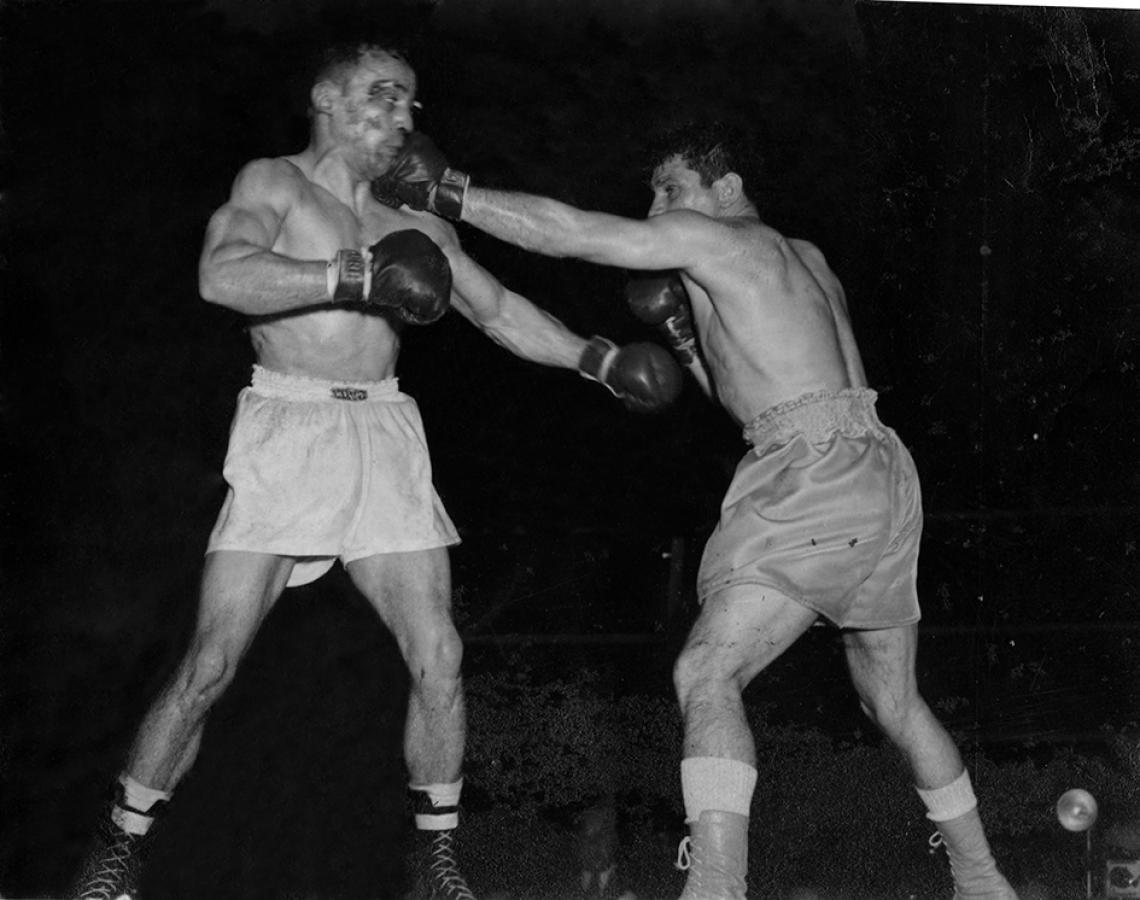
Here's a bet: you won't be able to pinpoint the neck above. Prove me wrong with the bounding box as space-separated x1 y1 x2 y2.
303 141 362 205
724 197 759 220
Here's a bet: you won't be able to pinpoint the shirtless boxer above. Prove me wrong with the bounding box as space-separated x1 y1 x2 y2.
69 42 680 900
374 124 1018 900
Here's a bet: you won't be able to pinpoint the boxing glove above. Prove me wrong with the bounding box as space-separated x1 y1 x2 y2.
366 229 452 324
325 230 452 325
578 337 683 413
625 273 700 367
370 132 468 221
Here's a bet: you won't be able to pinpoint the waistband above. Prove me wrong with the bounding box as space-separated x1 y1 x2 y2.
742 388 882 450
249 365 402 402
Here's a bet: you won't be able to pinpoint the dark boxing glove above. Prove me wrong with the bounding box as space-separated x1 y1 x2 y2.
578 336 683 413
365 229 452 324
324 232 452 324
370 132 468 220
625 273 700 367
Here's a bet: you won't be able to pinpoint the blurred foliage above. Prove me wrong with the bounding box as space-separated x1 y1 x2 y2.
462 664 1140 898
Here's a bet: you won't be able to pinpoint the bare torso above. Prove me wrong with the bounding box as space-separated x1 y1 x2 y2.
681 218 867 426
248 155 451 382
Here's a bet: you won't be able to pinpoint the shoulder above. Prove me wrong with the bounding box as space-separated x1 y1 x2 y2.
787 236 826 264
647 210 741 258
229 157 308 206
788 236 845 296
787 237 837 279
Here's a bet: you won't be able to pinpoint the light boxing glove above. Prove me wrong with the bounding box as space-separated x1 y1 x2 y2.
577 336 683 413
326 229 452 325
370 132 468 221
625 272 700 367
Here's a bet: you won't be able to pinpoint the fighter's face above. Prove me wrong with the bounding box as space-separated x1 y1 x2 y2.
336 52 419 178
647 155 718 218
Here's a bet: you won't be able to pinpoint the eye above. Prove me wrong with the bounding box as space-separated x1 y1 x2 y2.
370 88 423 114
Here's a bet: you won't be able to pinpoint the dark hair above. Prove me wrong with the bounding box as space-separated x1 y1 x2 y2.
647 120 760 191
309 41 409 91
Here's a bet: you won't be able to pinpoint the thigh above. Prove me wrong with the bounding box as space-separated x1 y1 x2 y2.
194 550 295 655
685 584 818 688
842 624 919 707
346 547 453 652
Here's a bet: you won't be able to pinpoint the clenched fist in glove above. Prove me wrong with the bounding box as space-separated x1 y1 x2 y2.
577 337 683 413
625 272 700 367
370 132 468 221
327 229 452 325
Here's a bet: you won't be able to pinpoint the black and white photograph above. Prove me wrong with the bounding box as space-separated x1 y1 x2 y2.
1 1 1139 898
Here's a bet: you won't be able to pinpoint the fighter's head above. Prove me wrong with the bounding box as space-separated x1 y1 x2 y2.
308 41 420 179
646 121 759 219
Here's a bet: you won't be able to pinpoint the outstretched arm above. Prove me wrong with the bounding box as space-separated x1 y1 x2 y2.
447 245 585 367
429 224 682 412
462 188 720 276
371 132 721 272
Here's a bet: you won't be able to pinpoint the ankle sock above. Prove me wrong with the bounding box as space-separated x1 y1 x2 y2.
681 756 757 824
410 778 463 830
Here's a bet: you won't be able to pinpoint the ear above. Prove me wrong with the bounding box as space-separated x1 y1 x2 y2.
311 81 338 116
715 172 743 208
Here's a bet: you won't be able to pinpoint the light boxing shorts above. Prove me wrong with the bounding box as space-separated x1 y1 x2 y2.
696 388 923 629
206 365 460 587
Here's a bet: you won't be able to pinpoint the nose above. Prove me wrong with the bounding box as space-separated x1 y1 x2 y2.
392 105 414 133
647 198 666 218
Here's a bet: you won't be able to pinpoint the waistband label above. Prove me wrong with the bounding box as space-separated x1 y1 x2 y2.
330 386 369 401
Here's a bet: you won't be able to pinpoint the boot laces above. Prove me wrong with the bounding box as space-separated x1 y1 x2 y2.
674 833 716 894
675 835 693 872
427 829 477 900
75 828 142 900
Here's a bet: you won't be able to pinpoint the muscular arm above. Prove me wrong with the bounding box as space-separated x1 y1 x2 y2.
446 245 586 368
461 187 716 273
198 159 330 316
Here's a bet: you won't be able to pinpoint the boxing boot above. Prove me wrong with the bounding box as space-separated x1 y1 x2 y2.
931 808 1019 900
70 783 166 900
409 826 478 900
674 809 749 900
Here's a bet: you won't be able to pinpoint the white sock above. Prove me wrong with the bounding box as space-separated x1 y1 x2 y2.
916 769 977 821
411 778 463 830
113 774 171 836
681 756 758 824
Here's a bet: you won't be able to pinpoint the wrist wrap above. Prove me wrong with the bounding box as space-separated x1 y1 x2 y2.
434 169 469 220
578 336 619 386
660 317 700 366
330 249 366 303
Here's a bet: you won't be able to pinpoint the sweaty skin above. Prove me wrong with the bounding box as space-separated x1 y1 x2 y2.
447 143 1018 900
460 154 868 425
135 50 588 793
199 52 585 386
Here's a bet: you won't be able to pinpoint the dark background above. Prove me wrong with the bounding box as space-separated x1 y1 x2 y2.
1 0 1139 896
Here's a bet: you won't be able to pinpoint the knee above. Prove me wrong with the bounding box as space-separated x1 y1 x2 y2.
673 639 728 705
857 686 919 736
406 624 464 686
174 641 237 712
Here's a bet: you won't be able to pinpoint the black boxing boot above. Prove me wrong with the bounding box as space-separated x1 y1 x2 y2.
71 778 168 900
408 785 477 900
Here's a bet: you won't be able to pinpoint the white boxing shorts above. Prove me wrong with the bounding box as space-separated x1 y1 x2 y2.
206 365 460 587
